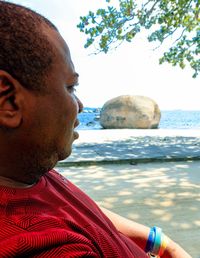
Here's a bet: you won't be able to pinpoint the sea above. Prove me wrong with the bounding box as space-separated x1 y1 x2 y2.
77 108 200 130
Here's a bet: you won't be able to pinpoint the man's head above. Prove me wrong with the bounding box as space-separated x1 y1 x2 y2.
0 1 60 92
0 1 83 184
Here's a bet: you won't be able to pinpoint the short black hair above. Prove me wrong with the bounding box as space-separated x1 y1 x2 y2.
0 1 58 92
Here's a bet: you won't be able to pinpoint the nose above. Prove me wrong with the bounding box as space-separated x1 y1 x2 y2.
75 95 84 114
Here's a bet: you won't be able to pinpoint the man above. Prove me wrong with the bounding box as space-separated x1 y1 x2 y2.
0 1 191 257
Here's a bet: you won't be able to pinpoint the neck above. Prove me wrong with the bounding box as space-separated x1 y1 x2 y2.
0 151 49 186
0 175 36 188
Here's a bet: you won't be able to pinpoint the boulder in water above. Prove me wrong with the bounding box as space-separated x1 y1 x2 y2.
100 95 161 129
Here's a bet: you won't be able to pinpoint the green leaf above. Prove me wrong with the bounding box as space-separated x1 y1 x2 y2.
77 0 200 77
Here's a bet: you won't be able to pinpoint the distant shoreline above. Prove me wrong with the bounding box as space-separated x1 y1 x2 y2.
78 109 200 130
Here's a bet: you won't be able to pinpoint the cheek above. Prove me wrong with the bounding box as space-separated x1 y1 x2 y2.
56 96 78 137
65 95 79 122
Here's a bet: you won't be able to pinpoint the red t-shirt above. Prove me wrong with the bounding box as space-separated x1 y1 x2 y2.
0 170 147 257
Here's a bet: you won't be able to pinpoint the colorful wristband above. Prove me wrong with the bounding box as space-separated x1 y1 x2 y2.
145 226 168 257
145 227 169 257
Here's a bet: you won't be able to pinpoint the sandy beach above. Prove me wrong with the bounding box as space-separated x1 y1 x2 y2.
57 129 200 257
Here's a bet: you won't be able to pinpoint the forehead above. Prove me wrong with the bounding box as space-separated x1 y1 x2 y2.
42 25 78 83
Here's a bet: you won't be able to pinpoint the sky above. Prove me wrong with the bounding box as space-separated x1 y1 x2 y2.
9 0 200 110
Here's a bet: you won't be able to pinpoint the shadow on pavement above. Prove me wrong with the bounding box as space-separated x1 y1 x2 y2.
57 160 200 258
64 136 200 163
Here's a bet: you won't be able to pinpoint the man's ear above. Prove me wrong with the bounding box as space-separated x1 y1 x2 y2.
0 70 23 129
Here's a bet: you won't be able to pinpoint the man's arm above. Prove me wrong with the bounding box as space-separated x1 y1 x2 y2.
100 207 192 258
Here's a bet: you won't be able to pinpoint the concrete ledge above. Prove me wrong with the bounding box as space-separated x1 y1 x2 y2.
58 129 200 167
58 155 200 167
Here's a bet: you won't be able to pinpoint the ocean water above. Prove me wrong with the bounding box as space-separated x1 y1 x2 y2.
160 110 200 129
77 108 200 130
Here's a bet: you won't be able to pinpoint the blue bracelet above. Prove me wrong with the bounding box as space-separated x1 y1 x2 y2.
145 227 155 253
152 226 162 255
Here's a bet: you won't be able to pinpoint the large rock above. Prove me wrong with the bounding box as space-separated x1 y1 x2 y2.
100 95 161 129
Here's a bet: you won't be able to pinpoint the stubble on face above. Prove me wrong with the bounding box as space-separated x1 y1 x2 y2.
22 29 79 182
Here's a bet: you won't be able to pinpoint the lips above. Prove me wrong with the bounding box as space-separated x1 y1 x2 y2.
73 119 80 140
73 131 79 140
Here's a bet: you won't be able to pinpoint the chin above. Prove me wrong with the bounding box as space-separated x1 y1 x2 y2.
57 147 72 161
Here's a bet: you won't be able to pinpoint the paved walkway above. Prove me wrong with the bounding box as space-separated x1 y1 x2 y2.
58 129 200 166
